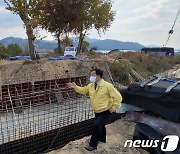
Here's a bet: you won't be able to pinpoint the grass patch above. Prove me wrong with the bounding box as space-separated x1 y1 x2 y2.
23 60 33 65
112 52 178 78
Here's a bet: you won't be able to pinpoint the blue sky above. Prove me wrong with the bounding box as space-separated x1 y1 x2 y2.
0 0 180 48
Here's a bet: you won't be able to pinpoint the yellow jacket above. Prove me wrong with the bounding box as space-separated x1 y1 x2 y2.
74 79 122 113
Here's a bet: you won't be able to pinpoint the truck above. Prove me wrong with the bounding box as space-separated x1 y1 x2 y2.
64 46 77 57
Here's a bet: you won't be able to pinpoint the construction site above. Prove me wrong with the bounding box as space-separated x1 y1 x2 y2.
0 53 179 154
0 59 127 154
0 0 179 153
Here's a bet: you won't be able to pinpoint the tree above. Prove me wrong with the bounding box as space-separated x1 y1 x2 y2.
6 44 23 56
61 36 73 49
42 0 79 52
0 43 6 53
4 0 44 60
81 41 90 52
41 0 115 54
75 0 115 53
0 43 7 58
54 36 73 55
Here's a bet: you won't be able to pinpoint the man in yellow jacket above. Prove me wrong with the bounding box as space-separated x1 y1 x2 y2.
66 69 122 151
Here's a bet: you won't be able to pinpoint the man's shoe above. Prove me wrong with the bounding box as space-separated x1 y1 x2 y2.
99 138 106 143
84 145 97 151
99 140 106 143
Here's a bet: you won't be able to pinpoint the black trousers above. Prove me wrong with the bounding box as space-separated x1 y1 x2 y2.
89 110 111 147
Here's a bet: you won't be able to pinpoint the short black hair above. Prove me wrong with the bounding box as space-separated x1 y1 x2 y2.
91 69 103 78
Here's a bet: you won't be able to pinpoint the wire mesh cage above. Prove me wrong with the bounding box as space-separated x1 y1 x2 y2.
0 70 96 152
0 67 124 154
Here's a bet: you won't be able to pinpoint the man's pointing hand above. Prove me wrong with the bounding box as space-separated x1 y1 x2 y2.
66 82 77 89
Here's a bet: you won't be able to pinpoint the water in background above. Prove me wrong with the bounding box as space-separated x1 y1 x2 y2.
95 50 138 54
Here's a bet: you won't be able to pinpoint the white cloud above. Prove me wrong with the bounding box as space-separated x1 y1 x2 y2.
0 6 8 13
0 26 26 39
89 0 180 48
0 0 180 49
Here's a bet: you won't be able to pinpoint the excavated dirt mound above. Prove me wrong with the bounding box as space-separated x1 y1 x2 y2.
0 59 111 84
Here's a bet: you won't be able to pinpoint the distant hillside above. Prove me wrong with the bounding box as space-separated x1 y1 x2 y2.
0 37 146 51
0 37 28 48
87 39 145 50
0 37 57 51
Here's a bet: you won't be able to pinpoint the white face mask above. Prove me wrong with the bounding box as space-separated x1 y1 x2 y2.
89 76 96 83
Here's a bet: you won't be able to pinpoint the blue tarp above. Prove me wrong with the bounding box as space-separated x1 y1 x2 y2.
5 55 89 61
5 56 31 60
49 55 89 61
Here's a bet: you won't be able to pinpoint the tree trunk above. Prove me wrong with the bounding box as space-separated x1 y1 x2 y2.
77 31 85 54
26 24 37 60
57 33 61 53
